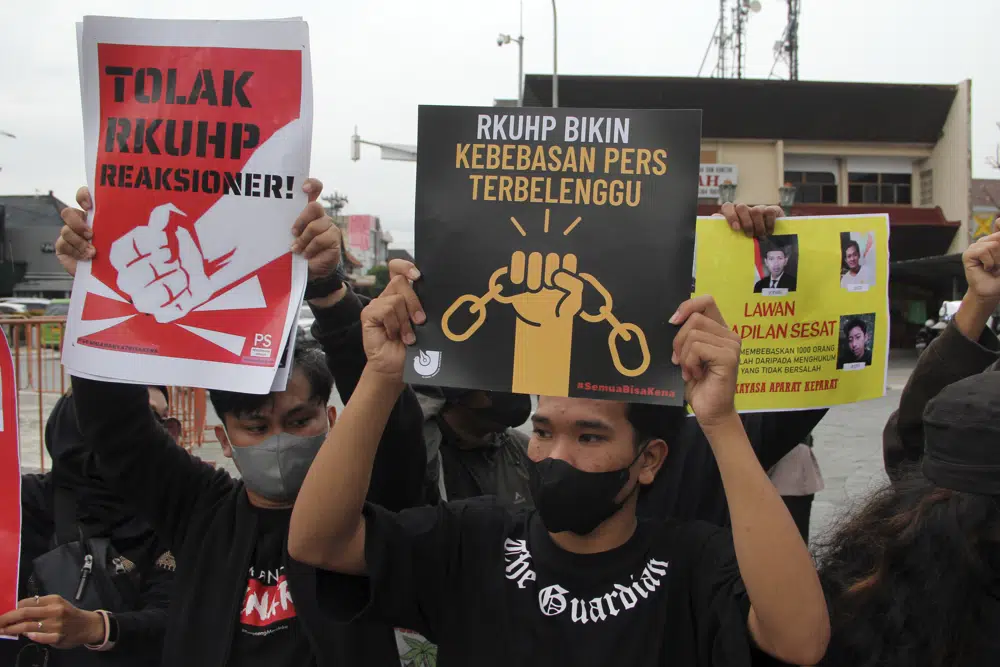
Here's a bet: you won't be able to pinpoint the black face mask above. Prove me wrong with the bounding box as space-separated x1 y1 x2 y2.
527 449 644 535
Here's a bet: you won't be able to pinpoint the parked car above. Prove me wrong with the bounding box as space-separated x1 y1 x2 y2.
40 298 70 348
0 297 50 315
0 303 29 317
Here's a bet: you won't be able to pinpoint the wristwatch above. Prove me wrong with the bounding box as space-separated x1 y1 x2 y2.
304 265 346 301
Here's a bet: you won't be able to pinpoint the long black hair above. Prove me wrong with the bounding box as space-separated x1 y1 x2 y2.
815 467 1000 667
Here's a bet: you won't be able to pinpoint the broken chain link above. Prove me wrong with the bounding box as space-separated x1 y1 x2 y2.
440 266 651 377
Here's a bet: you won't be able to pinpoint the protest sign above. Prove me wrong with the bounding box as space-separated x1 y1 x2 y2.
404 106 701 405
0 331 21 633
694 214 890 411
64 16 312 393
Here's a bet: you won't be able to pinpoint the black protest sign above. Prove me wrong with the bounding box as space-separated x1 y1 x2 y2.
405 106 701 405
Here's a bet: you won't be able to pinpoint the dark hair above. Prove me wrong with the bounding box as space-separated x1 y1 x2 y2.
625 403 687 447
209 332 333 422
845 318 867 335
815 469 1000 667
844 240 861 257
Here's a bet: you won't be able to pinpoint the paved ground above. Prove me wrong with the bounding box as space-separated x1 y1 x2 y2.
19 351 920 545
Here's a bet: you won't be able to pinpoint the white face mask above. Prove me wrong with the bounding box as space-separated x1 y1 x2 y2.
228 430 328 503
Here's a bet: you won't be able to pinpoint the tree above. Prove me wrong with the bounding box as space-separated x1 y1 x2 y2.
367 264 390 295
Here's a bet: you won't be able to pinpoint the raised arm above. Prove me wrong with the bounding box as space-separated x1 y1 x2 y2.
289 273 424 574
883 229 1000 478
672 296 830 666
307 261 427 512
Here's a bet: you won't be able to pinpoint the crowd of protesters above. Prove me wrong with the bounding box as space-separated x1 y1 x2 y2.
0 184 997 667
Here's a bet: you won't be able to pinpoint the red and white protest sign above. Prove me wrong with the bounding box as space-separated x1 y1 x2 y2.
0 331 21 633
64 17 313 393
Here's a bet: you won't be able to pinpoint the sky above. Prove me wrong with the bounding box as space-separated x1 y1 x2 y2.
1 0 998 253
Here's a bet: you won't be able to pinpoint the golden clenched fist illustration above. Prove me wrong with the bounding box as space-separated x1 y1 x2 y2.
441 249 649 396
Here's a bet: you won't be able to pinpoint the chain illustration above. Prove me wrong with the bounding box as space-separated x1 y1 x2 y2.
577 273 651 377
441 267 510 342
441 265 651 377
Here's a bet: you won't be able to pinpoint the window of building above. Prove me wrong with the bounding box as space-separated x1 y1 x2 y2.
848 172 912 205
919 169 933 206
783 171 838 204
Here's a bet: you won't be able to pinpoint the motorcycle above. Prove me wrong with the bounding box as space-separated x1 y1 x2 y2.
915 318 944 353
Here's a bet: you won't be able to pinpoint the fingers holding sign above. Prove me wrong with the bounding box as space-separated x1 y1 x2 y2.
717 202 783 238
56 187 96 276
360 263 426 379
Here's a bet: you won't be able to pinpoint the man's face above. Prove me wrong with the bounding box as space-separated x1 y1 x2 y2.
529 397 666 494
848 326 867 359
148 387 182 442
765 250 787 277
218 368 333 455
845 245 860 271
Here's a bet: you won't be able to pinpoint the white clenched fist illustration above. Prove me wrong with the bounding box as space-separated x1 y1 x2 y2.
109 204 213 324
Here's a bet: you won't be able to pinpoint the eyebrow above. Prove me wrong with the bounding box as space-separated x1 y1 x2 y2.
532 415 614 431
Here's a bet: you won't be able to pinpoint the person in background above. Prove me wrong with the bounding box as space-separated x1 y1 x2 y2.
817 373 1000 667
38 180 427 667
0 387 178 667
883 222 1000 475
413 386 533 506
766 434 824 543
289 275 831 666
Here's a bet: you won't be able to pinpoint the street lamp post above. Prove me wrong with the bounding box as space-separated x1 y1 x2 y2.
497 33 525 104
551 0 558 108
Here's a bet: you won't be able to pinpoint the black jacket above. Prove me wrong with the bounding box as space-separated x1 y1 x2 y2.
639 409 827 526
2 397 175 667
71 289 426 667
753 273 797 293
883 321 1000 478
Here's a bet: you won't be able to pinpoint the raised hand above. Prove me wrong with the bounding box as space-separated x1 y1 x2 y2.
670 295 742 429
716 202 783 238
963 228 1000 307
501 251 584 327
291 179 341 282
360 265 425 380
108 203 213 324
55 187 97 277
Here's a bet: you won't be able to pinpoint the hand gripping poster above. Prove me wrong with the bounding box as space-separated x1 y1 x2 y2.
694 214 890 412
64 17 312 393
0 331 21 634
405 106 702 405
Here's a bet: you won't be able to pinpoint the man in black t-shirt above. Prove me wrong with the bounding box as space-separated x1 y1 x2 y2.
47 181 426 667
290 281 832 666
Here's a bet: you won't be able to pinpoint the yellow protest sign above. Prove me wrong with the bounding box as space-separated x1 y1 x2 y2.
694 214 889 411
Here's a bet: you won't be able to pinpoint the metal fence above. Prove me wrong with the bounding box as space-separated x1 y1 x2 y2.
2 316 218 471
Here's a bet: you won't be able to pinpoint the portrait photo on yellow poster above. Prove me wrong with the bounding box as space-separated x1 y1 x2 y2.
693 214 889 412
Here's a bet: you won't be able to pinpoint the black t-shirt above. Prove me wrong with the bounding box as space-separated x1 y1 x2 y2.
229 508 315 667
318 498 755 667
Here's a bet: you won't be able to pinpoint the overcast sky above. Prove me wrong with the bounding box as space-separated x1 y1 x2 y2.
1 0 997 251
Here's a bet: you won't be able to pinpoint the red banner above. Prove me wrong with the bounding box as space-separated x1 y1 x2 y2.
0 330 21 620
